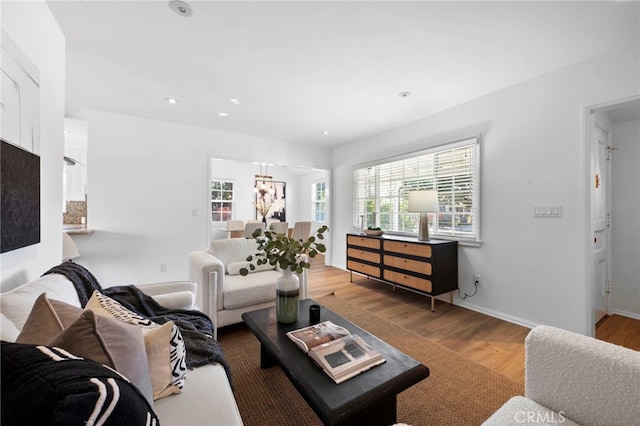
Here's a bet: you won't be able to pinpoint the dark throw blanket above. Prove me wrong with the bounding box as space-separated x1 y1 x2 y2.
42 262 231 381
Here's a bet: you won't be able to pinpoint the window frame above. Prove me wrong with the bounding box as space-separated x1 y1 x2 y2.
210 178 235 224
312 180 327 223
352 136 480 243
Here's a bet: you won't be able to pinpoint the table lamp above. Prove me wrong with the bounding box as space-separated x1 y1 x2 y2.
408 190 438 241
62 232 80 261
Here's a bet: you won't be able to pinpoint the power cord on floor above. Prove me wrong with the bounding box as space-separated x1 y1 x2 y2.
458 279 479 299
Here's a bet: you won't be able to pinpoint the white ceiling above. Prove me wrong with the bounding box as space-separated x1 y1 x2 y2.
47 1 639 148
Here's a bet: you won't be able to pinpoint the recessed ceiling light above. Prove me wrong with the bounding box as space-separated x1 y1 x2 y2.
166 97 178 104
169 1 192 17
399 91 412 98
218 112 229 117
322 130 330 135
230 99 240 105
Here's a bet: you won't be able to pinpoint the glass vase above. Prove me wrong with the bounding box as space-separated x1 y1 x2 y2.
276 268 299 324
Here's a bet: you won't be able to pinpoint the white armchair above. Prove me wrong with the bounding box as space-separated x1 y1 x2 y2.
189 238 308 338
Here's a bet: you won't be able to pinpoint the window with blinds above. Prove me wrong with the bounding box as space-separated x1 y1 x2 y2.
352 137 479 241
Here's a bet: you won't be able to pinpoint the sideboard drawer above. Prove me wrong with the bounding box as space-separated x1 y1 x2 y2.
347 248 380 264
383 255 432 275
383 270 432 293
384 240 432 258
346 233 457 311
347 260 381 278
347 235 381 250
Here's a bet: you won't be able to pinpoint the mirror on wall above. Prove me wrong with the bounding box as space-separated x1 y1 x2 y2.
63 118 88 230
209 156 331 260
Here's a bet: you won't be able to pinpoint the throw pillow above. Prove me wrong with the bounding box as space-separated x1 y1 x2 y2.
227 258 275 275
1 341 159 426
85 291 187 400
144 321 184 399
49 310 154 406
16 293 83 345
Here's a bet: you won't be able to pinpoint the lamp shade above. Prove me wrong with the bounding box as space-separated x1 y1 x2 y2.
408 190 438 213
62 232 80 261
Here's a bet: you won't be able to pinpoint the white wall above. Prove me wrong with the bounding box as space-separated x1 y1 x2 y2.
70 110 330 286
0 1 66 291
611 118 640 319
331 45 639 334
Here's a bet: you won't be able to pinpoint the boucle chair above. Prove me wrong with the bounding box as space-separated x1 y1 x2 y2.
483 325 640 425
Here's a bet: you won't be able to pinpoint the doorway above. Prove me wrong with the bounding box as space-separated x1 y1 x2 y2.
207 156 332 266
586 97 640 338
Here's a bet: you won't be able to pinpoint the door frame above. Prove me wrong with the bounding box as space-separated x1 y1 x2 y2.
584 95 640 337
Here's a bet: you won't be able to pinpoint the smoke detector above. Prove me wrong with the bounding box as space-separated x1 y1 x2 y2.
169 1 192 17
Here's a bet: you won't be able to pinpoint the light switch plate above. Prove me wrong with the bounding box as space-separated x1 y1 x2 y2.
533 205 562 218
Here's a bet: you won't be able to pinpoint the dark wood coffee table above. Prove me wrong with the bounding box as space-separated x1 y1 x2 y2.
242 298 430 425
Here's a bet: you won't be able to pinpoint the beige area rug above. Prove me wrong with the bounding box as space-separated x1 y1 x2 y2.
217 294 523 426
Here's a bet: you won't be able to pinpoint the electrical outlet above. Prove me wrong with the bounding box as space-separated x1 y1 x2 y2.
160 263 167 272
473 274 481 286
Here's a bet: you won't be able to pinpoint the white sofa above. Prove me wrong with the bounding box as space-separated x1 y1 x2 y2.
483 325 640 426
189 237 308 338
0 272 243 426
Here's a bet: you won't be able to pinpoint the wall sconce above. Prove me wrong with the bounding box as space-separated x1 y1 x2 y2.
408 190 438 241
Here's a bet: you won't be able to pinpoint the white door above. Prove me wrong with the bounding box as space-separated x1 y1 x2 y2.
592 122 611 323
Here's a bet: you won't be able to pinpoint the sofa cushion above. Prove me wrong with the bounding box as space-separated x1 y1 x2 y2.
223 270 281 310
227 258 275 275
1 341 158 426
0 274 81 331
49 309 154 406
209 238 262 270
86 291 187 400
153 363 243 426
16 293 83 345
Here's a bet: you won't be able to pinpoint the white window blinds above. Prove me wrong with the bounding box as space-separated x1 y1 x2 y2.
352 137 479 241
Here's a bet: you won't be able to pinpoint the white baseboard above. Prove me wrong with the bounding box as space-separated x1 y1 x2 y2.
452 298 539 330
611 309 640 321
342 267 540 329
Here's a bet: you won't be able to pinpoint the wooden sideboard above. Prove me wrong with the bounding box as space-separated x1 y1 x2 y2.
346 233 458 311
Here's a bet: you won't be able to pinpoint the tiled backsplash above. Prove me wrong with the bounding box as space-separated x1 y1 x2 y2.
63 201 87 225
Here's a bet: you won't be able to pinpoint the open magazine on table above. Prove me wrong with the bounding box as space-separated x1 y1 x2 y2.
286 320 385 384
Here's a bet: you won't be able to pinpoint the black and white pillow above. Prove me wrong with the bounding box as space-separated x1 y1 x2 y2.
1 341 159 426
86 291 187 399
